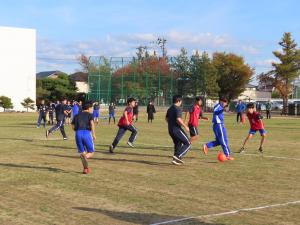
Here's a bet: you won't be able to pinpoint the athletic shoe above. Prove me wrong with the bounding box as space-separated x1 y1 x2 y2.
226 156 235 161
258 147 263 153
171 160 181 165
83 168 88 174
239 147 245 153
63 137 68 140
109 145 114 153
46 130 49 139
172 155 184 164
127 141 135 148
202 144 208 155
87 168 91 174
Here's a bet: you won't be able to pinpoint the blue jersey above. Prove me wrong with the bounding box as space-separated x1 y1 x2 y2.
236 103 246 113
212 103 225 124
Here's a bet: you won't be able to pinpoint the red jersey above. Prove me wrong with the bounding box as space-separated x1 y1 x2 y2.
247 112 264 130
118 106 133 126
188 105 202 127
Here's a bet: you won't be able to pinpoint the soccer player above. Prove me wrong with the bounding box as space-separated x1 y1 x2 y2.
265 100 272 119
203 96 234 160
108 102 116 124
239 103 267 153
71 101 96 174
93 102 100 125
133 101 139 122
236 100 246 123
65 101 72 125
48 102 55 125
72 101 80 120
109 98 137 153
184 96 208 143
147 100 156 123
46 98 69 140
166 95 191 165
37 100 48 128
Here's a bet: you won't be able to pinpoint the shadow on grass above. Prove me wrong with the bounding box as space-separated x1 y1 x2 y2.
96 150 197 159
0 137 34 142
97 144 171 152
44 154 172 166
35 144 77 150
72 207 222 225
0 163 70 173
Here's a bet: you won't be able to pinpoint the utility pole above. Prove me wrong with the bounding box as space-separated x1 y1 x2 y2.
157 37 167 58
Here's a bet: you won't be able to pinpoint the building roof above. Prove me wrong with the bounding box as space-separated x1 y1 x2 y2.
36 70 62 78
69 72 88 82
245 83 257 89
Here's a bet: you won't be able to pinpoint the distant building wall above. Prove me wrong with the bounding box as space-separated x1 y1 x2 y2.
75 81 89 93
0 26 36 111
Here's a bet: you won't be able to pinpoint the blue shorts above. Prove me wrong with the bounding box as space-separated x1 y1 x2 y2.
75 130 94 153
93 111 99 119
249 129 267 135
109 112 115 118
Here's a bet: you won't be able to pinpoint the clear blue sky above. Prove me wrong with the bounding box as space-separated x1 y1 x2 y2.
1 0 300 77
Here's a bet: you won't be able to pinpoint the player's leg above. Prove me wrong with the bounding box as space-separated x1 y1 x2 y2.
37 113 42 128
204 124 220 154
110 127 127 152
42 114 47 128
216 124 232 158
258 130 267 152
127 124 137 147
173 128 191 160
82 131 95 173
59 120 67 140
239 132 254 153
189 125 199 143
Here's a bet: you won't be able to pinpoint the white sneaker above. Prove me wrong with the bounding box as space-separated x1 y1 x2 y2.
127 142 135 148
172 155 184 164
171 160 181 165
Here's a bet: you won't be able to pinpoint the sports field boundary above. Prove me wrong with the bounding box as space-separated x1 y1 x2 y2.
150 200 300 225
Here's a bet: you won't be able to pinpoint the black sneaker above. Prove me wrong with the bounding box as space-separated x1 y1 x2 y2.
172 155 184 164
258 147 263 153
239 147 245 153
109 145 114 153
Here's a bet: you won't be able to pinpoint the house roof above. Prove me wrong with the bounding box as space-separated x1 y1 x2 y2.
245 83 257 89
36 70 62 78
69 72 88 82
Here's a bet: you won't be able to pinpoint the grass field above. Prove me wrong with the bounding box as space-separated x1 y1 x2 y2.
0 111 299 225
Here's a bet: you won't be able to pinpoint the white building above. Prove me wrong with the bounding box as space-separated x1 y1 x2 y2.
0 26 36 111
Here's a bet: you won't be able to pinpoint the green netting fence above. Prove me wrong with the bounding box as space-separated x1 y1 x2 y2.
87 56 181 106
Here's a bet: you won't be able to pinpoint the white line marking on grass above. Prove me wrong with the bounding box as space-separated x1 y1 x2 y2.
150 200 300 225
244 153 300 161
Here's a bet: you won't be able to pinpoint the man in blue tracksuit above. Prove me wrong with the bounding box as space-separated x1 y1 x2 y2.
236 100 246 123
203 96 234 160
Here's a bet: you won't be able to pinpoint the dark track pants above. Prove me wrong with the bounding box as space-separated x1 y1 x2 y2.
112 125 137 148
37 113 47 128
169 127 191 159
48 119 67 138
236 112 242 123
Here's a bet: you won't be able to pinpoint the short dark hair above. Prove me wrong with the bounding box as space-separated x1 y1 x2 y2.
127 97 136 104
172 95 182 103
219 96 228 103
247 103 255 109
195 96 202 102
82 101 93 110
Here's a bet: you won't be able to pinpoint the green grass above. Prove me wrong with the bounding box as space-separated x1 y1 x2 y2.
0 112 299 225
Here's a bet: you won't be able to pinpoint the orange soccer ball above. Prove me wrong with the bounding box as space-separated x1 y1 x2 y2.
217 152 227 162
